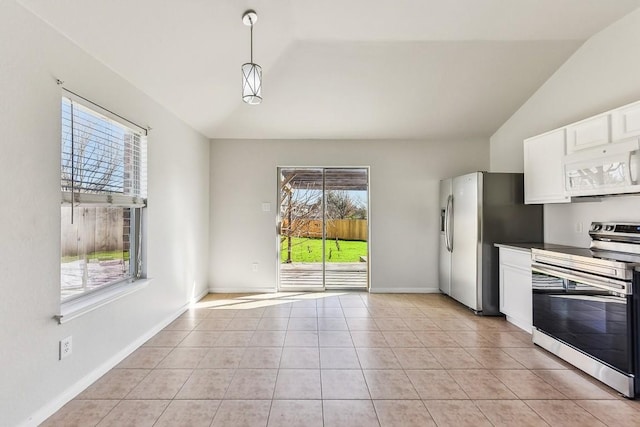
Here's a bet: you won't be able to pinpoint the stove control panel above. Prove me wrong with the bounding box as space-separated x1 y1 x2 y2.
615 224 640 234
590 222 640 239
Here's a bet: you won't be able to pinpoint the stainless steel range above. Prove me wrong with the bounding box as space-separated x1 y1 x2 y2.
531 222 640 398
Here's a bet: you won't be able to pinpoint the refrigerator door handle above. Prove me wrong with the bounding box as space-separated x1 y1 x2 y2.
445 195 453 252
444 198 449 251
444 223 449 252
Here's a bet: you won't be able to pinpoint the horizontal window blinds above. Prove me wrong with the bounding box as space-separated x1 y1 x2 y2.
60 192 146 207
61 96 147 206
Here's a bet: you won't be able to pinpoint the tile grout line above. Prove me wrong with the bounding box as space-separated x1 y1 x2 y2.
359 293 383 426
49 292 640 426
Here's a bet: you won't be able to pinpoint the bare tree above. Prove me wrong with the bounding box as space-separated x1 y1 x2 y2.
352 204 367 220
280 177 323 263
61 117 123 194
326 190 362 219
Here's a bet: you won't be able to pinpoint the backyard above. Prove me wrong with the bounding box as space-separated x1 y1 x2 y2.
280 236 367 263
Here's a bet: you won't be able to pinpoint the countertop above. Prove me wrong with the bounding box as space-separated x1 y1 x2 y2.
494 242 579 253
497 242 640 282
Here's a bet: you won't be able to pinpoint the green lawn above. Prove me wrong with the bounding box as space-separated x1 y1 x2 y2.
281 237 367 263
61 250 129 263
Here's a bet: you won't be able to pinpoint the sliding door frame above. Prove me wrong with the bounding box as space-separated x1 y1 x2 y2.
276 166 370 292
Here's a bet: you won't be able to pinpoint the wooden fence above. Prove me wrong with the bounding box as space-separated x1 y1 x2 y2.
286 219 368 241
61 207 126 257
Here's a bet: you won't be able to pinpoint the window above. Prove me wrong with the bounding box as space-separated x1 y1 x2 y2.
60 95 147 302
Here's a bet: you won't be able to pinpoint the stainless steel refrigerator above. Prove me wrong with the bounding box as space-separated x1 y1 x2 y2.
439 172 543 315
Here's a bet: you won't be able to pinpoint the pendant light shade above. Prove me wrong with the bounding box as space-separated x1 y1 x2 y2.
242 62 262 105
242 10 262 105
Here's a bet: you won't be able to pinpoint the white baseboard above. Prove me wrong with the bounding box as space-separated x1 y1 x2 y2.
369 287 441 294
20 292 204 427
192 288 211 302
208 286 277 294
207 286 442 295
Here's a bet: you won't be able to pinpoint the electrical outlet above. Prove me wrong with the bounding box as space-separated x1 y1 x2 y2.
251 263 259 272
575 222 583 233
261 203 271 212
59 336 72 360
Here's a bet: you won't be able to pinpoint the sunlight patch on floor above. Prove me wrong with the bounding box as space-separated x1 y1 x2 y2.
193 291 353 310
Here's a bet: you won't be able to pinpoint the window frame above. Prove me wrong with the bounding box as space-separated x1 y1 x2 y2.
58 91 148 318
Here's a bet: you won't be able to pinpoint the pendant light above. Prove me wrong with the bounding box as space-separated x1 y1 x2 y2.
241 10 262 105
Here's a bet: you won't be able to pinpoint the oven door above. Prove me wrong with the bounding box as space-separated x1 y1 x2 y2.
531 263 633 375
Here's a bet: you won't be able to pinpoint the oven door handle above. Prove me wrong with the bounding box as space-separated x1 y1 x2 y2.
531 263 631 295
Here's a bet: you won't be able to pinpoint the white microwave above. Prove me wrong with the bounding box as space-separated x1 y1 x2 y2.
564 138 640 197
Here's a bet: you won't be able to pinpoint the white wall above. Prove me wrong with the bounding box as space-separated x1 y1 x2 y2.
544 196 640 247
209 138 489 293
0 2 210 425
489 8 640 246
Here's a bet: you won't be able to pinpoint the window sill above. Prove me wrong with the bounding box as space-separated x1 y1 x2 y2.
56 279 152 324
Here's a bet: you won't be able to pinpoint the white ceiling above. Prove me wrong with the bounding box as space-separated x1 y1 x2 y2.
18 0 640 140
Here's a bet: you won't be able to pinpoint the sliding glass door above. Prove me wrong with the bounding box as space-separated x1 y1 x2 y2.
277 167 369 291
279 168 325 290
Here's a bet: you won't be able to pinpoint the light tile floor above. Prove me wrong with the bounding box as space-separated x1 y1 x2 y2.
42 292 640 426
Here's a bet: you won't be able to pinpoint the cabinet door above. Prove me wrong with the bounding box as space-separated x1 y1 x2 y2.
523 129 569 204
499 248 533 333
499 263 532 333
612 100 640 141
566 113 611 153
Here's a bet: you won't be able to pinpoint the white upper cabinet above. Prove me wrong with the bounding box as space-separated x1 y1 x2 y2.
524 98 640 202
612 100 640 141
524 129 570 204
565 113 611 153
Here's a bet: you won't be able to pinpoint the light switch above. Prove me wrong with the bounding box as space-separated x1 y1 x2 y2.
261 203 271 212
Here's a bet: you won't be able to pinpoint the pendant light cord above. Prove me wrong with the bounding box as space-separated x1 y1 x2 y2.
250 21 253 63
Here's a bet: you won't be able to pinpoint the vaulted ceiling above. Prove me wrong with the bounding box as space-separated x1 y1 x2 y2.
18 0 640 139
